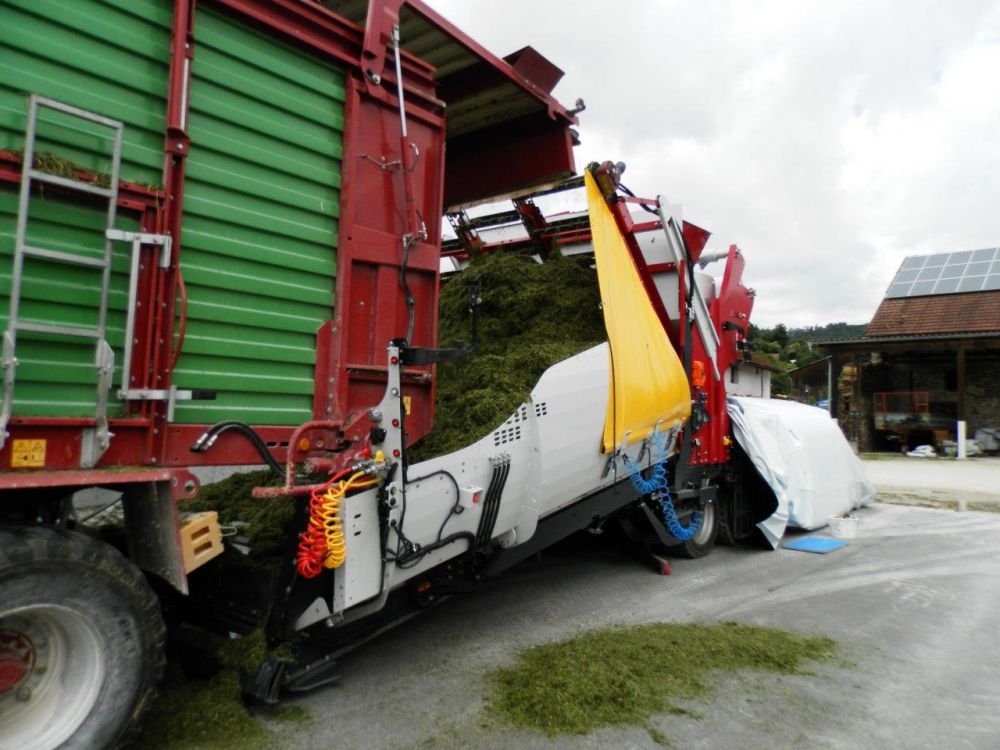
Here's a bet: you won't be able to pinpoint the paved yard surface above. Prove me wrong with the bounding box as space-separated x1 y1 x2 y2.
271 503 1000 750
863 455 1000 511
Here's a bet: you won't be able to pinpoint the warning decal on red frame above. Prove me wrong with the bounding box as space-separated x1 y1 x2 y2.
11 439 46 468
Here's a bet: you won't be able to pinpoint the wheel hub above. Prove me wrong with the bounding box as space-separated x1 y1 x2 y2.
0 630 35 693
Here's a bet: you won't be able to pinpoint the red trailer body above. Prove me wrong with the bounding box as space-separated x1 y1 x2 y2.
0 0 578 490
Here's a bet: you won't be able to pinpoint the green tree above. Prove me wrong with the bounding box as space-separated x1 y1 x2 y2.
772 323 789 349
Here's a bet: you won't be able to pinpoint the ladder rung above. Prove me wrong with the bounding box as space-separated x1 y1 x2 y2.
22 245 108 269
35 96 124 130
15 321 101 339
28 169 114 198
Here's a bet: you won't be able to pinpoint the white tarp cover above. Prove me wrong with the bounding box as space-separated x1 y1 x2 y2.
727 396 876 548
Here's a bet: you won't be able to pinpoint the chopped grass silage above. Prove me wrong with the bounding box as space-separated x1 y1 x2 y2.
409 252 605 461
128 630 308 750
128 469 304 750
180 469 289 565
487 621 837 737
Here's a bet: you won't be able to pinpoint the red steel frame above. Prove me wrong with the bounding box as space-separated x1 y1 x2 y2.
0 0 578 492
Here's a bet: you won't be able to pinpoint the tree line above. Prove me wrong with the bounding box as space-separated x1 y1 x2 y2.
747 321 867 396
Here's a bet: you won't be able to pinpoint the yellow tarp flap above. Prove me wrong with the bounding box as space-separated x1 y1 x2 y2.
586 172 691 454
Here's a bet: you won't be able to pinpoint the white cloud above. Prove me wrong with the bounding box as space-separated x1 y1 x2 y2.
425 0 1000 326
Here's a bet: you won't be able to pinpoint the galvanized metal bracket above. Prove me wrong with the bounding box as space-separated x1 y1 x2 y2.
105 230 172 400
118 384 215 422
655 202 721 381
0 332 17 446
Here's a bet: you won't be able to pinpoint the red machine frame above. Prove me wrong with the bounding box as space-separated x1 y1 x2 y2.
0 0 578 492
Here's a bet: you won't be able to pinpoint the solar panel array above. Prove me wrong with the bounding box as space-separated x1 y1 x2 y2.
885 248 1000 299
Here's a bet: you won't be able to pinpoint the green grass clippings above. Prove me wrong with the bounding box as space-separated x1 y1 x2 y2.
130 664 268 750
409 252 605 460
11 148 113 188
128 629 309 750
180 469 290 563
129 630 306 750
487 621 836 738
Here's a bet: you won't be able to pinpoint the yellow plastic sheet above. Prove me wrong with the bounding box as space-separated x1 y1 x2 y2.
585 172 691 454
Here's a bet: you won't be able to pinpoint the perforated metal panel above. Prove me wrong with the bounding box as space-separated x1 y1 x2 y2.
886 249 1000 298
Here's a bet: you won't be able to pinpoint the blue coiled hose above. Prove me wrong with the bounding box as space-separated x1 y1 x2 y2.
658 491 702 542
624 449 702 542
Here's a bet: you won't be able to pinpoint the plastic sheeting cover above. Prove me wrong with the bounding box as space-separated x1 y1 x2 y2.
585 172 691 454
727 396 875 548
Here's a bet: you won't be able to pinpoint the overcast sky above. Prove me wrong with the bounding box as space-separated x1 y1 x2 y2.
425 0 1000 328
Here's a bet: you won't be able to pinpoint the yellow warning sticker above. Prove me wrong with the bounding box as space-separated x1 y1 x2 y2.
11 439 46 468
402 395 412 416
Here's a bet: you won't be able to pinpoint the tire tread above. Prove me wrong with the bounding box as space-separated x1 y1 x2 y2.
0 525 165 749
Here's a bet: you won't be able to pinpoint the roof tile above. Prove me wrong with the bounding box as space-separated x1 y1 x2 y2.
866 290 1000 337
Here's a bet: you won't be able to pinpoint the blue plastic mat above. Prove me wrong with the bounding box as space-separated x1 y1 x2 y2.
783 536 848 554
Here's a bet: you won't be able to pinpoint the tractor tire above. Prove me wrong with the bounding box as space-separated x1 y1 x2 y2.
0 526 165 750
665 500 718 559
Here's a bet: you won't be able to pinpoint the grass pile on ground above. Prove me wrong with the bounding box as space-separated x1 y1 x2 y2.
409 252 605 460
487 621 836 738
134 470 303 749
128 631 307 750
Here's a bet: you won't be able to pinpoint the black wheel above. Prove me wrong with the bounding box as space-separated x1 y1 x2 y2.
715 490 738 546
665 500 718 559
0 527 165 750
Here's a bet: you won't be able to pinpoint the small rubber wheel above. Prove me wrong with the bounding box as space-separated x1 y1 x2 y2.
0 527 165 750
666 501 718 559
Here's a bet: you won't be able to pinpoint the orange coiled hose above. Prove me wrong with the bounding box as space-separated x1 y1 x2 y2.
296 471 377 579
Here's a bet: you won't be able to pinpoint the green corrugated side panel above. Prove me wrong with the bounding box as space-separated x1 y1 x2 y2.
0 0 171 185
0 0 169 417
172 7 343 425
0 185 140 416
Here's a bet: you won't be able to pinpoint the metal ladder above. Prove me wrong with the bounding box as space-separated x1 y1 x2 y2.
0 95 123 465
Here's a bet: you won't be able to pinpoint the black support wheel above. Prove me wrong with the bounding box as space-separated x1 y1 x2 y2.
666 500 718 559
715 491 738 546
0 527 165 750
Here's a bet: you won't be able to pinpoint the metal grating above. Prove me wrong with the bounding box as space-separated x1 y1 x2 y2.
885 248 1000 299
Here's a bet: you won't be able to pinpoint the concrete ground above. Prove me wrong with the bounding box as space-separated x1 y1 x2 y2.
862 455 1000 512
269 502 1000 750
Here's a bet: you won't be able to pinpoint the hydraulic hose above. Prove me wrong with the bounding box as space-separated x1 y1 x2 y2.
189 420 284 475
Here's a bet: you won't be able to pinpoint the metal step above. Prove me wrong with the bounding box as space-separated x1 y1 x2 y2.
21 244 109 268
14 322 102 339
26 169 114 198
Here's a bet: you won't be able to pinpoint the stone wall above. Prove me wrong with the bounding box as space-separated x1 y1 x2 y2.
851 349 1000 450
965 351 1000 433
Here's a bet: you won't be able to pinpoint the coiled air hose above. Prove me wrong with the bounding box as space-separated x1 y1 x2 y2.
624 454 702 542
296 469 378 578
